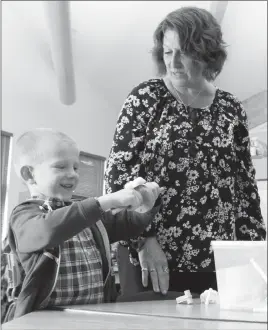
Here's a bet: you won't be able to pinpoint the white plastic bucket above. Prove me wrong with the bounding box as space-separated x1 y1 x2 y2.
211 241 267 312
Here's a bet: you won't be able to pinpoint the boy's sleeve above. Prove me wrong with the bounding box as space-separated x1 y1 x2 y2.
102 199 161 244
10 198 104 253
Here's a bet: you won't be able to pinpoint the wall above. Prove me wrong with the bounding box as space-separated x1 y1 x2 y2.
215 2 267 226
215 1 267 101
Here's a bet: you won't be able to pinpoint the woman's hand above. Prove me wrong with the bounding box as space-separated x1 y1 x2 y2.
138 236 169 294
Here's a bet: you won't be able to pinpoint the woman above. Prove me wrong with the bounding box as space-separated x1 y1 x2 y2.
105 7 266 296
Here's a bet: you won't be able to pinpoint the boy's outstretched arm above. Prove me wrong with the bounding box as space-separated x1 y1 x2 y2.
10 187 151 253
10 198 104 253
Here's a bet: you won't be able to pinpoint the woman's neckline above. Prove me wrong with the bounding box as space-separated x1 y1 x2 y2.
161 78 219 110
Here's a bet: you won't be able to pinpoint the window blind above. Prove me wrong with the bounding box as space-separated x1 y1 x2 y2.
1 131 13 240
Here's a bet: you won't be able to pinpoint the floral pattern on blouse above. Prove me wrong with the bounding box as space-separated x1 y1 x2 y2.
105 79 266 272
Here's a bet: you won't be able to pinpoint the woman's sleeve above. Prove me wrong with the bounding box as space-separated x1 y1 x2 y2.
233 101 266 240
105 83 157 240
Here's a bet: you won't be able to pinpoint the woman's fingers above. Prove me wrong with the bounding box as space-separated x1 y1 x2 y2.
141 260 161 292
148 264 169 294
148 267 160 292
156 264 169 294
141 264 149 287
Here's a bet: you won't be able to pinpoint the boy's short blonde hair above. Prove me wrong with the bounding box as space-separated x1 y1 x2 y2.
13 128 79 178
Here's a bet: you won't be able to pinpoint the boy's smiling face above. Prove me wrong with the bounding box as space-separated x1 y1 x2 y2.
30 140 80 202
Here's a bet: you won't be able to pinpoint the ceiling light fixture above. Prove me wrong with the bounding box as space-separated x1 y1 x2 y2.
44 1 76 105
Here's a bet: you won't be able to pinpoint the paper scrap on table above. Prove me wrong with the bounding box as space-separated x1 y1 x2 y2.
176 290 193 304
200 288 219 304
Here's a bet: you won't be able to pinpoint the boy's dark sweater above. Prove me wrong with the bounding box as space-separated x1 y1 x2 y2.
5 197 160 321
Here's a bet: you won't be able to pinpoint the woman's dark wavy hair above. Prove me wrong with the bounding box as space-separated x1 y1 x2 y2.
152 6 228 81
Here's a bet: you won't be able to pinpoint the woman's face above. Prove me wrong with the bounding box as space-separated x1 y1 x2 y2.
163 29 205 88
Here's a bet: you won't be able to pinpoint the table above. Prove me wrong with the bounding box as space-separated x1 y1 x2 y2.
2 299 267 330
63 298 267 323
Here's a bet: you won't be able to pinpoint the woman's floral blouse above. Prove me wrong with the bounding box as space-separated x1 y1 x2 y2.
105 79 266 272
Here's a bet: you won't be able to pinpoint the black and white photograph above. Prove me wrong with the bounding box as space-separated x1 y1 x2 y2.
1 1 267 329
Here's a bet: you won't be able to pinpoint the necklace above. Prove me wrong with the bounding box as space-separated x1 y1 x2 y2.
172 86 203 109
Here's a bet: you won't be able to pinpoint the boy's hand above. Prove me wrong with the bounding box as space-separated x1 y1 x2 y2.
98 177 163 213
97 188 143 212
112 189 144 210
124 177 147 189
134 182 163 213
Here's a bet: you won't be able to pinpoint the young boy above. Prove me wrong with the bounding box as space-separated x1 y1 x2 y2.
2 128 161 322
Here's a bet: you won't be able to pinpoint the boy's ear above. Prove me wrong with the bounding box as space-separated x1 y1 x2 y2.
20 166 35 184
